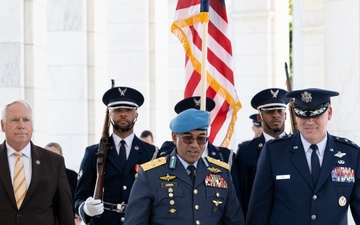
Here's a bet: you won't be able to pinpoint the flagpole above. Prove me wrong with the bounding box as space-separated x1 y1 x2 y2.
200 20 209 111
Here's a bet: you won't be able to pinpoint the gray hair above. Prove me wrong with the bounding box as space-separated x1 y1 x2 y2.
45 142 63 155
1 99 33 122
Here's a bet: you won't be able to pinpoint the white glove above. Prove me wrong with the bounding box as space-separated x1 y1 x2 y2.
84 197 104 217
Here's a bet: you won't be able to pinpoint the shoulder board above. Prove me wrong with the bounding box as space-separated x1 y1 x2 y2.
334 136 359 148
205 156 230 170
141 157 167 171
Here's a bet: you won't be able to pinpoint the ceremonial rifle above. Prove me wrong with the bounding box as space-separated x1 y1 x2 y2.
284 62 298 133
93 79 115 200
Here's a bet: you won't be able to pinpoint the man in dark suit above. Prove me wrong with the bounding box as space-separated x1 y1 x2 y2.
235 88 289 220
124 108 244 225
45 142 81 225
0 99 74 225
74 86 157 225
247 88 360 225
158 96 240 199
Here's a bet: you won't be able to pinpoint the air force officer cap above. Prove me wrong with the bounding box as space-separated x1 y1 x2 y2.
170 109 210 133
249 114 261 127
251 88 289 110
174 96 215 114
286 88 339 118
102 86 144 109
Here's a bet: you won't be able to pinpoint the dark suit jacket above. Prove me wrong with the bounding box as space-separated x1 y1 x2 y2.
235 134 265 219
0 141 75 225
247 132 360 225
66 168 78 214
74 135 156 225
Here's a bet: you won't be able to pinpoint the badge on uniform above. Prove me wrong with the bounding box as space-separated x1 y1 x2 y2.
205 174 228 188
160 173 176 181
331 166 355 183
207 167 221 173
339 196 347 206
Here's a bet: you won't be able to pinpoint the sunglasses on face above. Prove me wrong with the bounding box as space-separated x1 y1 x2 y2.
178 134 208 145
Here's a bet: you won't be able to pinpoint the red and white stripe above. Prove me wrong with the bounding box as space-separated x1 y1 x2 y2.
171 0 241 147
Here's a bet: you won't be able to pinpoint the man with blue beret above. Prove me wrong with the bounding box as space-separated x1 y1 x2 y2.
247 88 360 225
235 88 289 220
124 108 244 225
159 96 240 200
74 86 157 225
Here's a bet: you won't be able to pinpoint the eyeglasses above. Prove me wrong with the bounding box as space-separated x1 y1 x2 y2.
178 134 208 145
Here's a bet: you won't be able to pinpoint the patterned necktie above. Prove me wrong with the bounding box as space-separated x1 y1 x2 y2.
187 165 196 185
13 152 27 208
310 144 320 185
119 140 127 168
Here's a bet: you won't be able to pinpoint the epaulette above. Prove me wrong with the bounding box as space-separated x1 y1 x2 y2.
141 157 167 171
334 136 359 148
206 156 230 170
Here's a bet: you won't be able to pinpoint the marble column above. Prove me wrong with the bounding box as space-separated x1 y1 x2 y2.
47 0 90 170
0 0 48 142
228 0 290 147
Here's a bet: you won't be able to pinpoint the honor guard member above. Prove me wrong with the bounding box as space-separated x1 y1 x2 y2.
249 113 263 138
74 86 157 225
159 96 241 199
235 88 289 220
246 88 360 225
124 109 244 225
236 114 263 155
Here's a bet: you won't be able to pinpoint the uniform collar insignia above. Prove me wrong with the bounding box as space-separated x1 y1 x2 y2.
118 87 127 96
301 91 312 102
334 151 346 158
270 89 279 98
160 173 176 181
207 167 221 173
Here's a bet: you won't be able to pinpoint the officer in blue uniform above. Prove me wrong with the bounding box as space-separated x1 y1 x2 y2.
158 96 240 199
124 109 244 225
249 113 263 138
236 114 263 155
235 88 289 220
74 86 157 225
246 88 360 225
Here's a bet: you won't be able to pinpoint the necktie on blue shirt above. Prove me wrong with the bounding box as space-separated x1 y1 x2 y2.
310 144 320 185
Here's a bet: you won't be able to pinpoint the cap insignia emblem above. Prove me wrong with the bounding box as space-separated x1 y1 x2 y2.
270 89 279 98
301 91 312 102
118 87 127 96
193 98 201 107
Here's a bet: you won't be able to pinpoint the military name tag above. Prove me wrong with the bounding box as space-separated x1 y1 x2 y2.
161 182 177 188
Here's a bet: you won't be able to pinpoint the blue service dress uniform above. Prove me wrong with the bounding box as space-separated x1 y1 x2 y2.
235 134 265 219
74 135 156 225
246 132 360 225
124 150 244 225
159 141 240 200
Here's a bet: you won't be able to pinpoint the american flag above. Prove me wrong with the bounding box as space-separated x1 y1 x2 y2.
171 0 241 147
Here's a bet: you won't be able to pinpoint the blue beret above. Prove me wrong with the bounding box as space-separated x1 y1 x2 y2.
286 88 339 118
174 96 215 114
249 114 261 127
251 88 289 110
170 109 210 133
102 86 144 108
